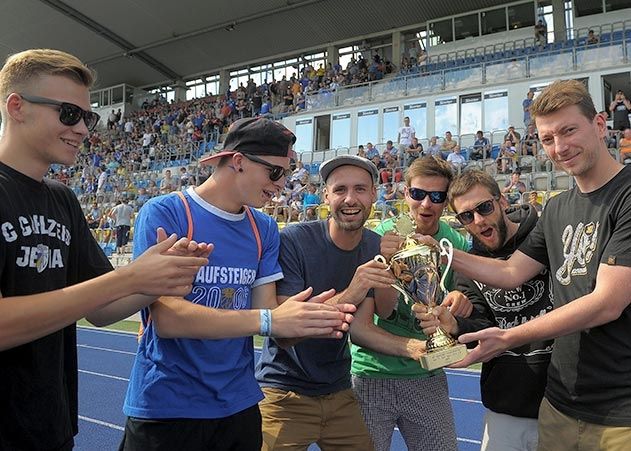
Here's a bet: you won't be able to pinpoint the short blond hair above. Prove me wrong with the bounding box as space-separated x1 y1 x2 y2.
404 156 453 187
0 49 95 115
530 79 597 123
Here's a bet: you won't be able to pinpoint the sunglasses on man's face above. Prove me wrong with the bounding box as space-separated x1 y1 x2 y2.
407 187 447 204
455 198 497 225
241 153 291 182
19 94 101 132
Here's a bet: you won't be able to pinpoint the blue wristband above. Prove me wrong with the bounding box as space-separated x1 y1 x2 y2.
259 309 272 337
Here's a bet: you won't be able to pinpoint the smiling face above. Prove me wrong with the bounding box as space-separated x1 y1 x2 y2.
325 165 376 232
453 185 509 252
536 104 606 179
14 74 91 169
405 175 449 236
238 154 290 208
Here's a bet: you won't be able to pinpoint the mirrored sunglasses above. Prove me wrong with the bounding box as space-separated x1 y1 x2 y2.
455 198 496 225
408 187 447 204
242 153 291 182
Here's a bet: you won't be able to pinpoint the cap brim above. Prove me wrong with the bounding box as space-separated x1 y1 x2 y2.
199 150 237 165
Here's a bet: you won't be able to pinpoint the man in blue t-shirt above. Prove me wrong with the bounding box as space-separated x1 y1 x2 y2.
256 155 396 450
120 118 354 451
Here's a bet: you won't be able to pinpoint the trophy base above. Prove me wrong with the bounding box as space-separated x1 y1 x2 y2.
419 343 468 371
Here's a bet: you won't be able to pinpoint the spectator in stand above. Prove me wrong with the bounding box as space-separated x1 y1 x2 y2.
357 144 366 158
404 137 423 166
534 20 547 46
471 130 490 160
110 198 134 254
159 169 176 194
290 160 308 183
135 187 150 210
504 126 521 146
587 29 599 45
379 151 402 183
609 90 631 131
365 142 380 160
370 153 385 172
383 140 399 163
302 183 321 221
501 170 527 205
618 127 631 163
86 201 102 229
375 182 399 218
447 145 467 173
424 136 443 159
107 109 117 130
397 116 416 164
521 124 540 156
529 191 543 213
441 131 458 157
498 139 518 174
523 90 535 128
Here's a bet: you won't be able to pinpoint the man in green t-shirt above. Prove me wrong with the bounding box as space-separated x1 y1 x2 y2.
350 156 471 451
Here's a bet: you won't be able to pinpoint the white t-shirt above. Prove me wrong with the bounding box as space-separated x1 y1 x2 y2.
398 126 415 146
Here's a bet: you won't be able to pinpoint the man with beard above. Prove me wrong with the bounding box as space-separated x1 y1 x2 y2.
417 170 553 451
256 155 397 450
349 156 471 451
433 80 631 450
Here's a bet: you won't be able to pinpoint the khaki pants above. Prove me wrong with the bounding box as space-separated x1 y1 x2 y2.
538 397 631 451
260 387 374 451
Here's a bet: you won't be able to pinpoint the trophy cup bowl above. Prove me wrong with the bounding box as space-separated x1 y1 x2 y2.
375 237 467 371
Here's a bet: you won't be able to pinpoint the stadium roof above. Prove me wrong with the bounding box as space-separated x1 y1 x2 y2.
1 0 517 89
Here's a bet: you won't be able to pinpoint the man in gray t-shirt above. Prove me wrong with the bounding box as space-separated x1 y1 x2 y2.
110 199 134 253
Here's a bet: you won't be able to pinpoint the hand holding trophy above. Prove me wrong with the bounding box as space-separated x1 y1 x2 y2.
375 215 467 370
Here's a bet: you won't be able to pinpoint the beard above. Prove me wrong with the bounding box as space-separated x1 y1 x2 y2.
330 205 370 231
477 214 508 253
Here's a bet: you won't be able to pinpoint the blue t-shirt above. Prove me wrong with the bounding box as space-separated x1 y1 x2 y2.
255 220 380 395
123 187 283 419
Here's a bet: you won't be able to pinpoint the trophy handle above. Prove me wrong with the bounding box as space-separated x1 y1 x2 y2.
373 254 390 270
438 238 453 295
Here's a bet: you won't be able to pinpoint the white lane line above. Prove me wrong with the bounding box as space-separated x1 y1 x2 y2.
450 396 483 404
78 326 137 337
78 344 136 355
457 437 482 444
78 415 124 431
445 370 481 378
79 369 129 382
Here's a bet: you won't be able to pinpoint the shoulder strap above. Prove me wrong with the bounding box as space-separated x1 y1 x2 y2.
175 191 193 240
244 206 262 261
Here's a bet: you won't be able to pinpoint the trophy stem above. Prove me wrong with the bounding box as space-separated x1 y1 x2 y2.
426 326 458 352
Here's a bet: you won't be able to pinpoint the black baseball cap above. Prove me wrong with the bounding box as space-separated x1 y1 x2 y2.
320 155 379 183
200 117 296 165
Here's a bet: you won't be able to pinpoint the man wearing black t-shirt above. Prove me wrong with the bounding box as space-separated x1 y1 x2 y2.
438 80 631 450
0 49 209 451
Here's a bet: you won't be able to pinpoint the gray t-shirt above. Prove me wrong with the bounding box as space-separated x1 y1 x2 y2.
111 203 133 227
255 220 380 395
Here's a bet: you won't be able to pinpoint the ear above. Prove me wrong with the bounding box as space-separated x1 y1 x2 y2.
5 93 25 123
232 153 244 170
371 184 378 203
594 112 607 139
323 185 331 205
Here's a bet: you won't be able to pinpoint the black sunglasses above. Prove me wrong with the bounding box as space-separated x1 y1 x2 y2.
408 188 447 204
19 94 100 132
455 198 497 225
241 153 291 182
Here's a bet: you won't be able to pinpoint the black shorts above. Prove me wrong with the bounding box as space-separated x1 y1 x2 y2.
118 404 262 451
116 225 130 248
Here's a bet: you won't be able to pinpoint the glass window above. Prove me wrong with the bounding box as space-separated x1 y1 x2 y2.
429 18 454 46
295 118 314 153
508 2 535 30
382 107 400 144
575 0 603 16
111 86 124 104
434 98 458 137
404 103 427 140
357 109 379 147
331 113 351 149
90 92 100 108
483 91 508 131
481 7 506 35
455 13 480 40
460 93 482 135
102 90 110 106
606 0 630 12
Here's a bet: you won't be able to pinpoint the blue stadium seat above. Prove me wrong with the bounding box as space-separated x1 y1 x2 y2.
490 145 500 160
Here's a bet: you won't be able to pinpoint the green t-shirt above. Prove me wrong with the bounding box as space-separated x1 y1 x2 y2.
351 219 470 379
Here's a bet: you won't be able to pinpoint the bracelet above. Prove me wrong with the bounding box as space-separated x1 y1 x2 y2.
259 309 272 337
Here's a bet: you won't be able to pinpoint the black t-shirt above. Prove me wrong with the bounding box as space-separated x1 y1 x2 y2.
519 165 631 426
613 101 631 130
0 162 113 450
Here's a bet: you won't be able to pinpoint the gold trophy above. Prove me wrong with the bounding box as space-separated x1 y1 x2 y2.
375 215 467 371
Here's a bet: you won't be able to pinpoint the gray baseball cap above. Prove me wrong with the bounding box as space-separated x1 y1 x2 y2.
319 155 379 183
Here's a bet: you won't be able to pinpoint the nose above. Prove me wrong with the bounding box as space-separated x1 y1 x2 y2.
72 118 90 137
420 195 433 208
472 210 486 225
553 135 569 154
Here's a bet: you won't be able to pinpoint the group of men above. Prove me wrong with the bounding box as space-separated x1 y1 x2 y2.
2 47 631 451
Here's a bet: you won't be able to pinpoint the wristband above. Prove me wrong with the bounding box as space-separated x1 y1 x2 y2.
259 309 272 337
